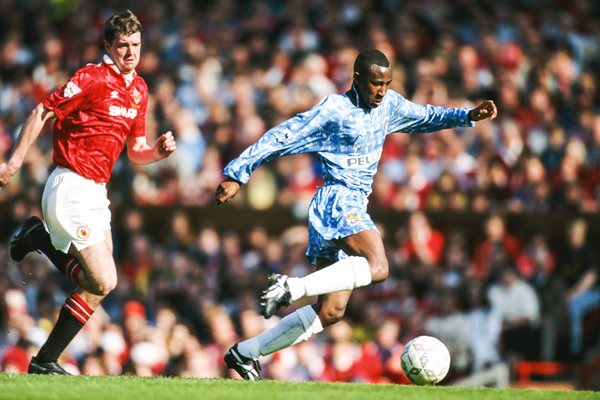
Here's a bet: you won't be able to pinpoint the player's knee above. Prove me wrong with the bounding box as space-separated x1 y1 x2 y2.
369 257 389 283
99 282 117 296
93 274 117 296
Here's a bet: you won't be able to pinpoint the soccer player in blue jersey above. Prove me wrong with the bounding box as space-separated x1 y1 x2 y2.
215 49 497 380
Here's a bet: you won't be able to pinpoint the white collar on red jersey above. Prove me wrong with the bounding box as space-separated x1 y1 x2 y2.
103 54 136 87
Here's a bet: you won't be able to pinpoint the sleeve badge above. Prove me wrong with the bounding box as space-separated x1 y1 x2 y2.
63 81 82 98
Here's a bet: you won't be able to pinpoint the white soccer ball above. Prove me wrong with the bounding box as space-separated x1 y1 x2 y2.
401 335 451 385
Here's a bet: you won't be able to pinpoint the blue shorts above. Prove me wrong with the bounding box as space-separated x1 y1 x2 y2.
306 184 377 264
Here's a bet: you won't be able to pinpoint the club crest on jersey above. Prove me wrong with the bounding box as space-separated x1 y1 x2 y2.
132 88 141 104
345 212 360 225
76 226 90 240
109 106 138 119
63 82 82 98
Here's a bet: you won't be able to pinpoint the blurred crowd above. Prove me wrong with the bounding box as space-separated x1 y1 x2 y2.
1 0 600 213
1 0 600 386
1 207 599 384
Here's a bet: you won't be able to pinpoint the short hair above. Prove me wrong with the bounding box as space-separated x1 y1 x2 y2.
103 10 142 44
353 49 390 74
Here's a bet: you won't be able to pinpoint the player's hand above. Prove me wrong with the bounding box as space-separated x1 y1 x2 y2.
155 131 176 160
468 100 498 121
215 178 241 205
0 161 20 188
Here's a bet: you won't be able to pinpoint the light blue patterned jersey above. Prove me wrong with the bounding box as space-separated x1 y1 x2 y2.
224 86 475 262
224 85 474 195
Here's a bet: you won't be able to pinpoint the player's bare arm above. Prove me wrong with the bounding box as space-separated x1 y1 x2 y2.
126 131 176 164
215 178 241 205
468 100 498 121
0 103 55 187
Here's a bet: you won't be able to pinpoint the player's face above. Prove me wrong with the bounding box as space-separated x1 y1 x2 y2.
105 31 141 74
354 64 392 108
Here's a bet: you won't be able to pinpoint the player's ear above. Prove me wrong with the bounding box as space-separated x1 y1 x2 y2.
103 40 111 53
353 71 360 85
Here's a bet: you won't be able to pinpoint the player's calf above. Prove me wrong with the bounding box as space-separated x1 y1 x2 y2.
315 304 346 326
33 292 95 369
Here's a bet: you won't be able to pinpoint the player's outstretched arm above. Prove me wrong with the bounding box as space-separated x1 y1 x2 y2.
468 100 498 121
215 178 241 205
0 103 55 187
127 131 176 164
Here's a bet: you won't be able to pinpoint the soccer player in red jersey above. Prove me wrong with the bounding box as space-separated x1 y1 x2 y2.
0 10 176 374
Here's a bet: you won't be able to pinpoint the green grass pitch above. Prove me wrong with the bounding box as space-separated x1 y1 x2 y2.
0 374 597 400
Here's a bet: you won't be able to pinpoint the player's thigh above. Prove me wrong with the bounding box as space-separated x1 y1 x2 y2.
103 229 113 254
336 229 388 282
336 229 385 259
69 236 116 289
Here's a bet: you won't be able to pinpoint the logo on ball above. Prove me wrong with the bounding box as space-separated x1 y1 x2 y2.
401 335 451 385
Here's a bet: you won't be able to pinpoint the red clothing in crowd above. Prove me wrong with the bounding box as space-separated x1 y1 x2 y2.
401 229 446 266
471 235 521 280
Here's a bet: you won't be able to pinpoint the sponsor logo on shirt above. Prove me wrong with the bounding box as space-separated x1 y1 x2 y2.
345 149 382 168
109 106 138 119
63 82 82 98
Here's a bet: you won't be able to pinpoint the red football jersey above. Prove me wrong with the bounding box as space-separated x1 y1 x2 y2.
43 59 148 183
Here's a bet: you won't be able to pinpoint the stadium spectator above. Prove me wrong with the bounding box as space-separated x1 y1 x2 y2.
396 211 446 268
1 343 32 373
516 234 563 361
424 290 470 376
370 318 408 384
463 280 503 373
470 213 521 283
487 264 541 362
319 320 382 383
555 218 600 360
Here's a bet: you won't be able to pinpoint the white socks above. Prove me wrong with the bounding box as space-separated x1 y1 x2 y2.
238 305 324 359
236 257 372 360
286 256 372 301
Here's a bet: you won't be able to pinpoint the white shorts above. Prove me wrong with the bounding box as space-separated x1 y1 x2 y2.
41 166 111 252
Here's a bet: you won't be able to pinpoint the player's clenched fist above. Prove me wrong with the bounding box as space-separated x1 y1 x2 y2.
215 178 241 205
468 100 498 121
0 162 19 187
155 131 176 160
